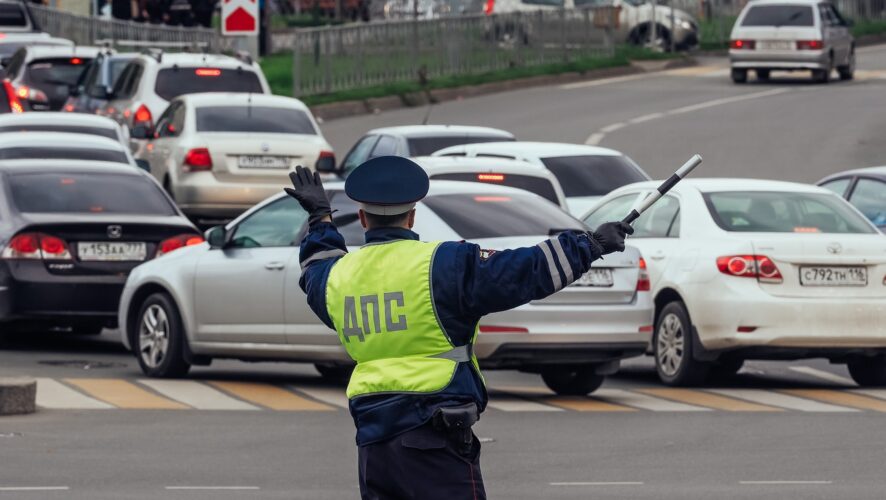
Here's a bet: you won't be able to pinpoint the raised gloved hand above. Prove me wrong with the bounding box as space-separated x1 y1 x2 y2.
591 221 634 254
284 165 333 224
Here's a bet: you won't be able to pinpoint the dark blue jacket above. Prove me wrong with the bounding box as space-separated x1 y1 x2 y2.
299 222 603 446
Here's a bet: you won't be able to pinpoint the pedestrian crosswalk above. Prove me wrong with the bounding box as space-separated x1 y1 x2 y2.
29 377 886 413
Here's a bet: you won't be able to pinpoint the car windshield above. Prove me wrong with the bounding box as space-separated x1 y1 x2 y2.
195 106 317 134
0 147 127 163
741 5 814 26
0 3 27 26
408 135 514 156
9 172 176 215
27 57 92 86
154 68 264 101
429 172 560 205
540 155 648 197
704 191 875 234
422 192 584 239
0 125 118 140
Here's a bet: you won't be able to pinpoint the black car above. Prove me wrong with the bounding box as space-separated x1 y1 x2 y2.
0 160 202 333
818 167 886 232
4 45 101 111
64 53 136 114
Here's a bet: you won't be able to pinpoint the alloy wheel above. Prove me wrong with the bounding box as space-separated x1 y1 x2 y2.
657 312 685 377
139 304 170 369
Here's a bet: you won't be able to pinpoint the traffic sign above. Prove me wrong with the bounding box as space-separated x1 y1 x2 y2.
222 0 259 36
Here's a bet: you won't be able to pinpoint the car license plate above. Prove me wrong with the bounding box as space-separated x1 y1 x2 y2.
78 242 147 262
800 266 867 286
757 40 795 51
238 155 290 169
573 268 613 287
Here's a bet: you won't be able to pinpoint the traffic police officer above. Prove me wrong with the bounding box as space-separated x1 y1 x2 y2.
286 157 633 500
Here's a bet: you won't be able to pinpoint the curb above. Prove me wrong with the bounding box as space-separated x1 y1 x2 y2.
0 377 37 416
311 56 697 122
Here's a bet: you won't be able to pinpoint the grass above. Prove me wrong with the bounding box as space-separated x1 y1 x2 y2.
851 18 886 38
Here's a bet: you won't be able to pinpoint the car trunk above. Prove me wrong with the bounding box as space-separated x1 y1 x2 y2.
752 234 886 298
469 236 641 306
203 133 324 183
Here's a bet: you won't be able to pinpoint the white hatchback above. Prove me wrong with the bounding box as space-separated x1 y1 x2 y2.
137 93 334 222
582 178 886 386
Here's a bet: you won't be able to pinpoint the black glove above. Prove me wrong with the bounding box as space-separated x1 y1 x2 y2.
284 165 333 224
591 222 634 254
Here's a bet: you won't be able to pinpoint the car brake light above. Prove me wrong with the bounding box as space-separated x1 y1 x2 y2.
474 196 511 202
70 57 82 65
134 104 152 126
717 255 783 284
477 173 505 182
636 257 651 291
183 148 212 172
797 40 823 50
195 68 221 77
479 325 528 333
315 150 336 171
1 233 71 260
483 0 494 14
14 84 48 103
730 39 755 50
3 80 23 113
156 234 204 258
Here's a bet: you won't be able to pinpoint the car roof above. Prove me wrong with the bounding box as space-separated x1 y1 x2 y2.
743 0 820 6
22 45 103 58
140 52 256 68
0 132 126 150
365 125 514 138
0 33 65 44
324 179 539 197
413 155 548 173
441 141 625 158
819 166 886 181
177 92 310 110
0 159 138 174
0 112 120 129
615 178 836 195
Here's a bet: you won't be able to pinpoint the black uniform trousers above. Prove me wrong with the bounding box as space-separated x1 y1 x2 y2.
358 422 486 500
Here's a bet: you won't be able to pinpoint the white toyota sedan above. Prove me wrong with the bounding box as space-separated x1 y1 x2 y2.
582 179 886 386
119 181 653 395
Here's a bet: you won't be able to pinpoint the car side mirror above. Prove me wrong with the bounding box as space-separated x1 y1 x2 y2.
135 159 150 172
205 225 226 249
314 153 340 174
130 124 154 140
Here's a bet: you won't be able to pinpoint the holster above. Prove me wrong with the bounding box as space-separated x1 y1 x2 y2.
432 403 479 457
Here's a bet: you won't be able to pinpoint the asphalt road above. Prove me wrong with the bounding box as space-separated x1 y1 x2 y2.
4 49 886 499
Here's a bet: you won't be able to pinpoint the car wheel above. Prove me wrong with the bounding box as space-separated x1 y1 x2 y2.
837 50 855 80
847 357 886 386
654 301 709 386
135 292 190 378
314 363 354 383
541 366 605 396
731 68 748 84
756 69 770 81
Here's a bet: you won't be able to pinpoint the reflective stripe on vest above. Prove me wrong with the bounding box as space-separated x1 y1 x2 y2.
325 240 476 399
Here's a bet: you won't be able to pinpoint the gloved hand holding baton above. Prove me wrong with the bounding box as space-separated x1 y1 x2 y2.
622 154 703 224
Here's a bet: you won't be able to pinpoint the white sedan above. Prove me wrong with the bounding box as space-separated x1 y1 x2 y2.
0 131 136 166
119 181 653 395
582 179 886 386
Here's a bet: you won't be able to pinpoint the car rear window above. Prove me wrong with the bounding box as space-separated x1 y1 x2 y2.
0 3 27 26
408 135 514 156
422 193 584 239
0 147 127 163
540 155 648 197
704 191 875 234
8 172 176 215
741 5 815 26
195 106 317 134
0 125 117 140
154 67 264 101
430 172 560 205
26 58 92 87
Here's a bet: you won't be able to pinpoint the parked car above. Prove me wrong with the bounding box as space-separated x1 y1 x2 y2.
818 167 886 231
0 131 137 166
0 160 202 334
413 155 568 209
63 52 137 114
119 181 653 395
339 125 515 177
0 112 129 145
729 0 854 83
433 141 650 216
582 178 886 387
4 45 101 111
105 51 270 137
136 92 333 222
0 34 72 68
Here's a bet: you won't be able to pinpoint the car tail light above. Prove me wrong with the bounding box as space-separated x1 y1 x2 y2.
636 257 651 292
183 148 212 172
70 57 82 65
315 150 336 171
730 39 755 50
797 40 823 50
156 234 204 258
1 233 71 260
477 173 505 182
195 68 221 77
133 103 152 127
3 79 23 113
737 326 757 333
14 84 48 103
483 0 494 14
479 325 528 333
717 255 783 284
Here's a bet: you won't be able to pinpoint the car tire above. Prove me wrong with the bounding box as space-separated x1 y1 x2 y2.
541 366 605 396
314 363 354 383
847 357 886 386
837 50 855 80
135 292 190 378
731 68 748 84
756 69 770 81
654 301 709 386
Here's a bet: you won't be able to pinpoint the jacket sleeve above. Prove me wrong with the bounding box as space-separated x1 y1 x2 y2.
298 222 347 330
453 230 603 318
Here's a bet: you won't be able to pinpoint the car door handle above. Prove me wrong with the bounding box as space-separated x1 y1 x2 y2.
264 262 285 271
649 252 666 261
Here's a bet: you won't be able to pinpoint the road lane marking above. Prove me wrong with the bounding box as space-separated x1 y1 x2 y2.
35 378 112 410
584 132 606 145
600 122 626 133
782 390 886 412
65 379 187 409
849 389 886 401
666 88 791 115
709 389 857 412
629 112 664 124
550 482 644 486
594 388 710 412
165 486 260 490
209 381 333 411
0 487 70 491
788 367 856 386
665 65 724 76
544 396 636 412
560 73 649 90
637 389 782 412
740 481 832 485
138 379 259 411
292 386 350 409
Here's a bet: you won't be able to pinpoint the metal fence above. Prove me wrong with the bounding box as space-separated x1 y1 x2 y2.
283 9 616 96
29 4 234 52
